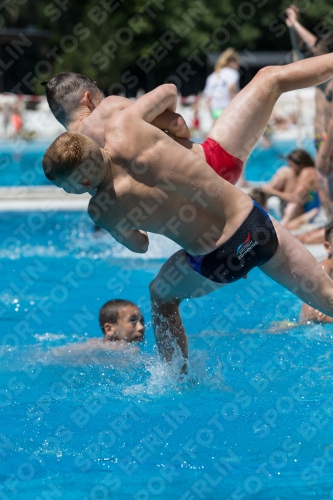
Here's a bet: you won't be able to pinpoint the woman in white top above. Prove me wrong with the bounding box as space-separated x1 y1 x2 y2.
204 48 240 120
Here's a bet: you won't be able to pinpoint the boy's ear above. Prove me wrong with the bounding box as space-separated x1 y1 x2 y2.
83 91 94 110
103 322 117 338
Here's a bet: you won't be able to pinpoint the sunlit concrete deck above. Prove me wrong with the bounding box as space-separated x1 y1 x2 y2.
0 186 90 211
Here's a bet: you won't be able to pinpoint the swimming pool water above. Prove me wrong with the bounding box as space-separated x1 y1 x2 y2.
1 209 333 499
0 139 53 187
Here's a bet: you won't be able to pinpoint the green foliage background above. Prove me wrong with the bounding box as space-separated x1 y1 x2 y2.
3 0 333 93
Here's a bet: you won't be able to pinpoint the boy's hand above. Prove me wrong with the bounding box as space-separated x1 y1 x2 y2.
152 110 190 140
169 113 190 140
285 4 299 27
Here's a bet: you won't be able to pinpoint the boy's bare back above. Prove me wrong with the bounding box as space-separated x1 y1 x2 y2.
69 95 131 148
88 85 252 255
70 94 192 151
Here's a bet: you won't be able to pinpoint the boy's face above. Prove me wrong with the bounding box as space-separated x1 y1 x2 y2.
53 151 107 195
103 305 145 343
53 175 92 195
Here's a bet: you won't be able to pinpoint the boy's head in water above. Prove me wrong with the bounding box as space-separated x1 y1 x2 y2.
99 299 144 342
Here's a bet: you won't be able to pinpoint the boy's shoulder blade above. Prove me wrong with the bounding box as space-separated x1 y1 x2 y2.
105 114 140 159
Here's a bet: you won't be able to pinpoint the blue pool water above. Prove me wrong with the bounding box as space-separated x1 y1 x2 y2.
0 140 53 186
1 139 332 499
1 209 333 499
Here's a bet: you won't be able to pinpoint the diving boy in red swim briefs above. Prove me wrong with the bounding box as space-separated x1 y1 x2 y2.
42 73 243 186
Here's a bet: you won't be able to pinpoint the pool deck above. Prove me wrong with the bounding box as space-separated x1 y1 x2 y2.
0 186 89 211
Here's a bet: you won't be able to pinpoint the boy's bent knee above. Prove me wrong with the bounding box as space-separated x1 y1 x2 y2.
255 65 281 92
256 65 280 78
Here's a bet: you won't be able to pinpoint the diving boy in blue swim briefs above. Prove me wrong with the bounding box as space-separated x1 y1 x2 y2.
43 53 333 371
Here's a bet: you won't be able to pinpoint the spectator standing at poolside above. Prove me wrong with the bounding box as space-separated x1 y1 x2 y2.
203 48 240 121
285 4 333 243
285 3 333 151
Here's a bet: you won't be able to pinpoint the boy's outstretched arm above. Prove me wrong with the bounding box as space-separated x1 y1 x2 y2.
285 4 317 48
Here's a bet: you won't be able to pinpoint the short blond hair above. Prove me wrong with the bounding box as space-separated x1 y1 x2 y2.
42 132 100 181
214 48 239 73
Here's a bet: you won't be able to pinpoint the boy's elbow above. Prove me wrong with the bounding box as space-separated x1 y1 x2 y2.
163 83 177 95
167 83 177 91
129 243 148 254
139 244 149 254
127 248 145 255
141 233 149 253
135 239 149 254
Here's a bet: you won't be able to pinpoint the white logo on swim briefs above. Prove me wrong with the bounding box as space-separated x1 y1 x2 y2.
237 240 258 260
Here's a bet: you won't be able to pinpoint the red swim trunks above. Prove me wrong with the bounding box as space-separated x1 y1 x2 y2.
201 138 243 185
